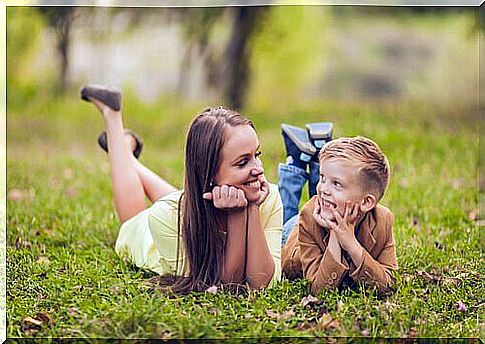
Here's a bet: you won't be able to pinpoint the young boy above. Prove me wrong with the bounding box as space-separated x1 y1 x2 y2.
279 134 397 296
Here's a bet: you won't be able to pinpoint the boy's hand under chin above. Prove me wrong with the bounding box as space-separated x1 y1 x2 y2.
312 197 328 228
323 201 364 265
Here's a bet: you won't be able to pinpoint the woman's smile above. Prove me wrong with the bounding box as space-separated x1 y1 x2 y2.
215 125 264 202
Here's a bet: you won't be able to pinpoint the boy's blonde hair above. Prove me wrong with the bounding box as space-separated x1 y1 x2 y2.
319 136 390 201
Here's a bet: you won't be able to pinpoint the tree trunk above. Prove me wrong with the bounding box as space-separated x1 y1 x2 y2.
223 7 267 110
56 12 72 94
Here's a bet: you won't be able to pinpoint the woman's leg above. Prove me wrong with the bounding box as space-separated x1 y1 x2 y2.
88 98 177 221
118 133 177 202
131 155 177 202
102 107 147 223
85 97 147 223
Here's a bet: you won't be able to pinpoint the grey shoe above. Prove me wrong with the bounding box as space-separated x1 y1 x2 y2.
97 129 143 159
81 84 122 111
281 124 317 164
306 122 333 149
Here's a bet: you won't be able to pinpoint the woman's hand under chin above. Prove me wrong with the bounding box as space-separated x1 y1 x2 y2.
203 185 248 212
251 174 270 207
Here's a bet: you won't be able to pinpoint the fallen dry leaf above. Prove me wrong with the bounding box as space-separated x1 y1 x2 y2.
205 285 218 294
15 237 32 250
398 178 409 188
63 168 74 180
35 312 53 327
450 179 464 189
65 187 78 198
468 210 478 221
265 310 278 318
160 330 172 339
21 312 53 334
328 319 340 330
336 300 344 311
8 188 24 201
21 317 42 328
21 317 42 335
36 256 50 265
265 309 295 321
457 301 468 312
68 307 79 316
407 327 418 338
415 270 440 283
300 295 319 307
315 313 334 331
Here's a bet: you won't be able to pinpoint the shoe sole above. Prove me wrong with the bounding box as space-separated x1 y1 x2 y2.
80 84 122 111
281 124 316 156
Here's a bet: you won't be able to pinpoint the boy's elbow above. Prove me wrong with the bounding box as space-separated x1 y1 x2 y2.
310 279 336 296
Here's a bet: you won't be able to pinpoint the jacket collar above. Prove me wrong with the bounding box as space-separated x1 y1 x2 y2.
356 207 377 252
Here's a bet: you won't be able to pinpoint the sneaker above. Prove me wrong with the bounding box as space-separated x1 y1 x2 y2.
306 122 333 149
281 124 317 167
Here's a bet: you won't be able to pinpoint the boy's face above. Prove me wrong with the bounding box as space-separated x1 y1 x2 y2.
316 157 367 222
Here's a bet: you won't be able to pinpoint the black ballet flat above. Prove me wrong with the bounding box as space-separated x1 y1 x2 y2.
97 129 144 159
80 84 122 111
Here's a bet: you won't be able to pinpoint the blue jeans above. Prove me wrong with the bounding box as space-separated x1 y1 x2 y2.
279 161 320 245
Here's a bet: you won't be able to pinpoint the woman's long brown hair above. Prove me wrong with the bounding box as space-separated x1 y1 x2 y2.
164 106 253 294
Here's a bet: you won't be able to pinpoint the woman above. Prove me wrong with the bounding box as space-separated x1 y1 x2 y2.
80 84 283 293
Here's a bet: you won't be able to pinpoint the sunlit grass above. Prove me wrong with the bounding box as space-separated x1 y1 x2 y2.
6 92 482 338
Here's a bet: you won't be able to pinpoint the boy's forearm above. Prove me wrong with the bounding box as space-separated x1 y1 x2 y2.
327 231 342 263
344 237 364 268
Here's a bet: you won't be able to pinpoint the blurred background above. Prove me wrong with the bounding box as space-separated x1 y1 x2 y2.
7 6 479 111
6 5 481 195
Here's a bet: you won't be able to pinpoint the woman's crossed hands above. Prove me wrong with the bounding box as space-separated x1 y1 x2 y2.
202 175 270 211
203 185 248 211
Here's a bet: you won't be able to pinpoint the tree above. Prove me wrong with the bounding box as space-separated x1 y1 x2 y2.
222 6 268 110
37 7 75 94
175 6 269 110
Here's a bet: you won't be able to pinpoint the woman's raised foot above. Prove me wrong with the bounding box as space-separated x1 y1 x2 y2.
80 84 122 115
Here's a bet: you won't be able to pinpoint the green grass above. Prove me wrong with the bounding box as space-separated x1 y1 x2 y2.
6 92 483 339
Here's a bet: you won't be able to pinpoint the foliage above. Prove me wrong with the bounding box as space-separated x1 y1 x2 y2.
6 90 482 338
37 7 75 94
247 6 329 112
6 7 44 106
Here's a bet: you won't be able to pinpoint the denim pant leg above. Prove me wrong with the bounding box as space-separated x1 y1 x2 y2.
308 161 320 198
278 163 308 224
281 214 299 246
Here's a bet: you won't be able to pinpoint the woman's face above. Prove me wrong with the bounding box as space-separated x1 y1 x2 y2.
214 124 264 203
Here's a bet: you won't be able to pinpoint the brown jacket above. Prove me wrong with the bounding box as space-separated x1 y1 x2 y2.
282 196 398 295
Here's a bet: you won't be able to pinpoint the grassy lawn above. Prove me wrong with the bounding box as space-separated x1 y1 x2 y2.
6 93 483 338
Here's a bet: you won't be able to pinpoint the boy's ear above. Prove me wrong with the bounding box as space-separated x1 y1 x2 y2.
360 193 377 213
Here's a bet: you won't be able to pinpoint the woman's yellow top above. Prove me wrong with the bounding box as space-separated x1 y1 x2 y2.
115 183 283 285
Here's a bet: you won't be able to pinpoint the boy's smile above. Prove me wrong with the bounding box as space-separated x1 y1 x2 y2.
317 157 366 222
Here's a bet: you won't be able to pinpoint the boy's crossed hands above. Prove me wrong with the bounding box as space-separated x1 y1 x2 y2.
313 199 364 266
